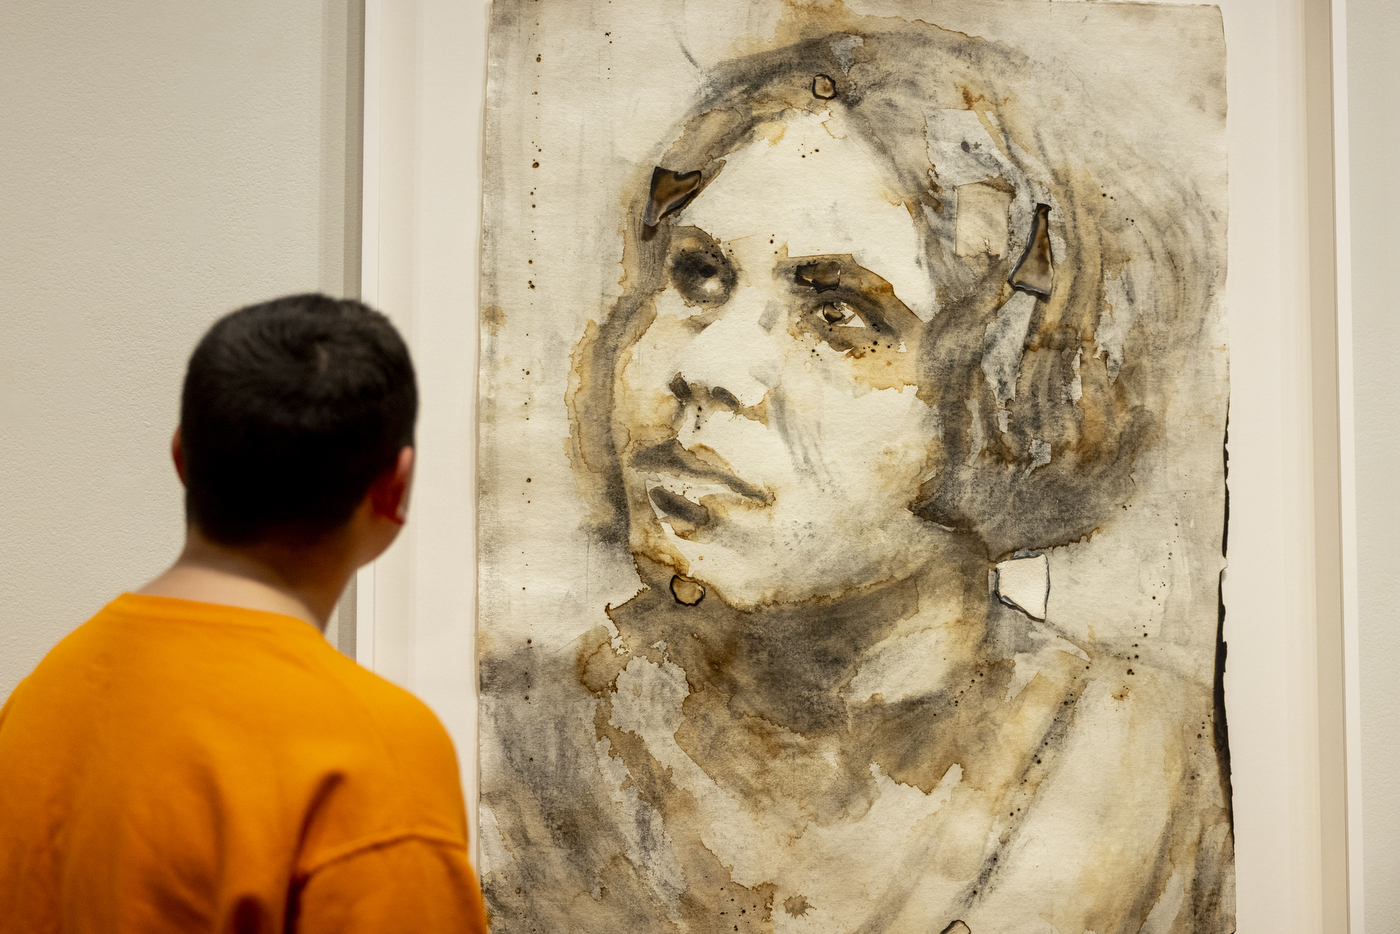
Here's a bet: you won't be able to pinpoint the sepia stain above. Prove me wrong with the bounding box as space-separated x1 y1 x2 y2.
645 167 704 227
783 895 813 918
482 304 507 337
794 260 842 291
1007 203 1055 296
670 574 706 605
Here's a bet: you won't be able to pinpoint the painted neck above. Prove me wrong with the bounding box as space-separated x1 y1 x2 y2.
613 557 994 733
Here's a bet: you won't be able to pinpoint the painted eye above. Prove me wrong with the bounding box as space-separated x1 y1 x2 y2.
798 298 895 355
670 250 737 305
820 302 867 327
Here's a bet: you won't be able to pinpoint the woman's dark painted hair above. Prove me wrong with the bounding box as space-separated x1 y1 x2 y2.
180 293 417 545
569 26 1221 560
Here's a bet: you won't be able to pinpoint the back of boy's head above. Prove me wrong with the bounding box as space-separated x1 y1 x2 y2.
180 294 417 545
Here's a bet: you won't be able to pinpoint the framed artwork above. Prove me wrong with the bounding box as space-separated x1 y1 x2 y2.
352 0 1363 930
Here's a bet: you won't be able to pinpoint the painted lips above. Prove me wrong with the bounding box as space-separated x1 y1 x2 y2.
628 440 770 502
647 484 712 527
627 440 771 528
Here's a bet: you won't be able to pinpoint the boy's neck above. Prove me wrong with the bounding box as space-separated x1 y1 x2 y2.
138 528 355 631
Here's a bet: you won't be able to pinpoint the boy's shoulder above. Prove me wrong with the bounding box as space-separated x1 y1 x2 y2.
1 592 467 868
8 593 460 790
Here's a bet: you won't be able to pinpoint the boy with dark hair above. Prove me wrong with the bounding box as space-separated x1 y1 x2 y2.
0 295 488 933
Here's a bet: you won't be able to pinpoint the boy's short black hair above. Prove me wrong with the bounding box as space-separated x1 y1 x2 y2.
180 294 417 545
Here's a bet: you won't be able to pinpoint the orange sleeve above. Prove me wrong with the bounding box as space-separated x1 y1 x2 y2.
293 837 488 934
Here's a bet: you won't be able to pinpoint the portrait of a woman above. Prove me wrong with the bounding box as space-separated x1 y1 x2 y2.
480 14 1231 934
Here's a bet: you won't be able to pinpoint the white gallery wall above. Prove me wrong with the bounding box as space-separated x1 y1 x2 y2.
0 0 1395 928
1346 0 1400 929
0 0 361 690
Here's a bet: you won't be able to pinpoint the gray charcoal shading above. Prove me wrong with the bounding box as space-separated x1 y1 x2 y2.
479 3 1231 933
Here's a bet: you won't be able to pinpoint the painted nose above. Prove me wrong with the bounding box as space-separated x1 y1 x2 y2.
670 284 780 410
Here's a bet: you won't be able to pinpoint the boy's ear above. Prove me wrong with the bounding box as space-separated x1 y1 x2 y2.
171 427 188 486
369 446 416 525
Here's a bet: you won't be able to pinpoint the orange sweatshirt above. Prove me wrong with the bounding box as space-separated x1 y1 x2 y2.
0 594 488 934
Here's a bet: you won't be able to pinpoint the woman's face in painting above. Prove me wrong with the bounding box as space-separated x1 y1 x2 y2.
613 110 955 608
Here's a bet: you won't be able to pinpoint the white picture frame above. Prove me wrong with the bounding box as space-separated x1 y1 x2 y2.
356 0 1364 928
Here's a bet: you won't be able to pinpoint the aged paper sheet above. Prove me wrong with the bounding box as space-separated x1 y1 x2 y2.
478 2 1230 931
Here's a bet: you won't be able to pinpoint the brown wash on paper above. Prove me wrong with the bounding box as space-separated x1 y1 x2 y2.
478 2 1232 932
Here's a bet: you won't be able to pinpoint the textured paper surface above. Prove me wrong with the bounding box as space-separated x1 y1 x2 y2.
478 2 1231 931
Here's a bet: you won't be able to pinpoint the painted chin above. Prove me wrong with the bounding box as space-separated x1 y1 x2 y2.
630 487 944 608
